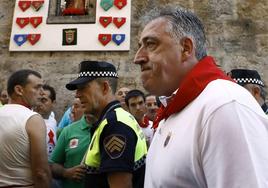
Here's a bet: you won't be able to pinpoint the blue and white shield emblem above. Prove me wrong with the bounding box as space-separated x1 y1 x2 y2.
13 34 28 46
112 34 125 45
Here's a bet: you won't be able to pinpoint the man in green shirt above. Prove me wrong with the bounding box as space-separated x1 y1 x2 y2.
50 113 94 188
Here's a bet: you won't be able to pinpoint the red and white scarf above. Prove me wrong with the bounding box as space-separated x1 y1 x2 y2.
153 56 233 129
139 115 150 128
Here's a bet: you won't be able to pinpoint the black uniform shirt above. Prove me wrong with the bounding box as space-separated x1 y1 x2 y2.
85 101 145 188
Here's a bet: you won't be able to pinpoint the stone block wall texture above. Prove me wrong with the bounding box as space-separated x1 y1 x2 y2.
0 0 267 120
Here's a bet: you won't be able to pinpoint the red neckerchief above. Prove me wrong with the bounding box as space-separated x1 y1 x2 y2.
153 56 233 129
15 101 31 109
139 115 150 128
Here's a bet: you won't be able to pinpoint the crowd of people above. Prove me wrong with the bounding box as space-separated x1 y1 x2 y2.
0 5 268 188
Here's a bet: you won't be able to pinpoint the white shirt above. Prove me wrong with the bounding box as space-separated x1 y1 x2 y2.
0 104 37 186
45 112 57 158
145 79 268 188
140 121 154 145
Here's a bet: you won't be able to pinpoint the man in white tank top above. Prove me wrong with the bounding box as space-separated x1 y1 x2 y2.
0 69 51 187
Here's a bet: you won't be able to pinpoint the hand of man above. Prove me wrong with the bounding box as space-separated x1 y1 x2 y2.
63 165 86 182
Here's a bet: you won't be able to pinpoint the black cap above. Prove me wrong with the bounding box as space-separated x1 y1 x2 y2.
229 69 264 87
66 61 118 90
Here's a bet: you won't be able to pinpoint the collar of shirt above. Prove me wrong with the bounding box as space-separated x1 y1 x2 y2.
92 100 121 130
80 115 92 130
159 89 178 107
261 103 268 114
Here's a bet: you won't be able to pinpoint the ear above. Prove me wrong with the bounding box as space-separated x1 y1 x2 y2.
252 86 261 98
180 37 194 62
14 85 24 96
102 80 111 95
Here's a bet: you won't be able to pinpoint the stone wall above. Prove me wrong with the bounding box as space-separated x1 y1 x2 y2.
0 0 267 120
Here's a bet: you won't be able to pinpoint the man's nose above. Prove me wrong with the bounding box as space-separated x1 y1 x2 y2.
133 48 148 65
39 87 44 95
136 104 143 110
75 90 81 98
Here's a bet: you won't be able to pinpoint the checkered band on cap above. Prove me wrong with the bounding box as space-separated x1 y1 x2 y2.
65 61 118 91
78 71 118 78
233 78 264 87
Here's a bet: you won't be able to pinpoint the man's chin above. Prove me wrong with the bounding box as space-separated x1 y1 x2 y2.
85 108 95 116
142 82 150 92
143 85 155 95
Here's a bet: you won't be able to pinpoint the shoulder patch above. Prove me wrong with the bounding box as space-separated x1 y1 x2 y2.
103 134 126 159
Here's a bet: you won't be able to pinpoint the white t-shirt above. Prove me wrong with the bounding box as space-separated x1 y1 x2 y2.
140 121 154 145
145 79 268 188
45 112 57 158
0 104 37 186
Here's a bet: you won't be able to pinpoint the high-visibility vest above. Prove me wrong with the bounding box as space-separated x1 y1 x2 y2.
85 107 147 172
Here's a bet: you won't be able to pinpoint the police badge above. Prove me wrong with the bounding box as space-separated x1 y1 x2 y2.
62 28 77 45
103 134 126 159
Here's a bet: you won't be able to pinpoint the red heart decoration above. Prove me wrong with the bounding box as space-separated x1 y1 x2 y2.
27 34 41 45
16 17 30 28
31 0 44 11
114 0 127 9
99 16 112 28
18 1 31 12
113 17 126 28
30 17 43 28
98 34 111 46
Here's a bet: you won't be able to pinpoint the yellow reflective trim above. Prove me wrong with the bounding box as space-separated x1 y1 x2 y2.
114 108 147 161
85 119 107 167
85 107 147 168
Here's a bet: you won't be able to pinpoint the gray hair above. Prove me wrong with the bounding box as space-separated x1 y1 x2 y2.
260 86 267 101
95 77 118 94
141 5 207 60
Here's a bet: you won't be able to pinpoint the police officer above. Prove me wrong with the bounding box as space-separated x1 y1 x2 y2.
229 69 268 114
66 61 147 188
